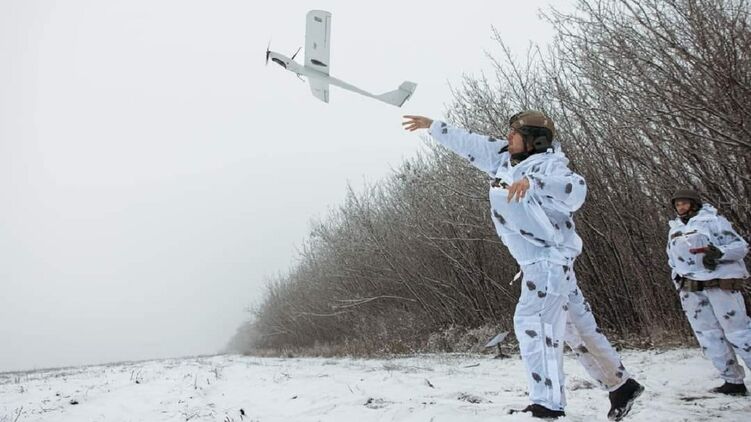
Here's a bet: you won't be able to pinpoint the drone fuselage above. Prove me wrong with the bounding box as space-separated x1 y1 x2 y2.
265 10 415 106
267 50 414 106
268 51 326 81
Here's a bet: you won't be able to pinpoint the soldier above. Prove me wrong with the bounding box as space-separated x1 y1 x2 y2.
667 189 751 395
403 112 643 420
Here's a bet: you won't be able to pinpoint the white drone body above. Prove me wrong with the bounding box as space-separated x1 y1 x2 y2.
266 10 417 107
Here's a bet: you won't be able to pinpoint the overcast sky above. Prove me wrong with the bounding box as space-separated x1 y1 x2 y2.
0 0 569 372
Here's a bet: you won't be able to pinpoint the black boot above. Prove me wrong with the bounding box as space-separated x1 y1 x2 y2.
508 404 565 419
710 381 748 396
608 378 644 421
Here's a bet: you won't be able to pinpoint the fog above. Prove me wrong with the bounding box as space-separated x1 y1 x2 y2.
0 0 564 372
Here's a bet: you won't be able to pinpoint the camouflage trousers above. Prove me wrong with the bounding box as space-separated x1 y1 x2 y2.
679 288 751 384
514 260 630 411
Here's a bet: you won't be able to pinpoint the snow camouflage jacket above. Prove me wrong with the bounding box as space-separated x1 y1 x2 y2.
429 120 586 266
666 204 749 283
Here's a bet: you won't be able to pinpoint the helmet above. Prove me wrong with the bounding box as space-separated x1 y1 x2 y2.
671 189 701 207
509 110 556 153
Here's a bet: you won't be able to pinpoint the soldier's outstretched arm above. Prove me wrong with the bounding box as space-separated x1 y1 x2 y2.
402 115 507 175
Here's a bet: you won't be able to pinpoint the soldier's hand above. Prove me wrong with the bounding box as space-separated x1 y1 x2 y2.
703 255 718 271
702 244 723 271
507 177 530 203
402 115 433 131
704 244 723 260
672 274 685 290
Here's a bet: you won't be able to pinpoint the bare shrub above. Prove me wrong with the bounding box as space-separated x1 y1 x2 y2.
229 0 751 354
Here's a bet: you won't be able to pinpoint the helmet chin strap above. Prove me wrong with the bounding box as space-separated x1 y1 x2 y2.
510 135 549 165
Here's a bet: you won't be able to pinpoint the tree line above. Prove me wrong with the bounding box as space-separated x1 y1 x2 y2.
228 0 751 355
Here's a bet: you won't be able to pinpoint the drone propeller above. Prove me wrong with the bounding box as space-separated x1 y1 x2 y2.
290 46 301 61
265 40 271 65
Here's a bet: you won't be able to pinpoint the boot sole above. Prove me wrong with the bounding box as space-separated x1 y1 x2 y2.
608 384 645 421
710 390 748 396
508 406 566 419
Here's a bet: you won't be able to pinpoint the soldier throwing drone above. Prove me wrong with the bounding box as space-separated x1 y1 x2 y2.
402 112 644 420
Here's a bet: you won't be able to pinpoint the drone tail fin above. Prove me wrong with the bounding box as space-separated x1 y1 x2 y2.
376 81 417 107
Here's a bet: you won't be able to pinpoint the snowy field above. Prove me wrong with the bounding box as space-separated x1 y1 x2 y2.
1 348 750 422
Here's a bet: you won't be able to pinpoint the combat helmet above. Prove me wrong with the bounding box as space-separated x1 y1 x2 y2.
509 110 556 153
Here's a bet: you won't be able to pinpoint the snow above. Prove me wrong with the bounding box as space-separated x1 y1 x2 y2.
1 349 750 421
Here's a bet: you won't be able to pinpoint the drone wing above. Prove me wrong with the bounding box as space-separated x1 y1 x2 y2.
305 10 331 75
309 79 330 103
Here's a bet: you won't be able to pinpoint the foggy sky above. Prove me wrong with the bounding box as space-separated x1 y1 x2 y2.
0 0 565 372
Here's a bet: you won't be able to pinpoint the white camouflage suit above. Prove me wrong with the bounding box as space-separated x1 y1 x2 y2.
666 204 751 384
429 121 630 411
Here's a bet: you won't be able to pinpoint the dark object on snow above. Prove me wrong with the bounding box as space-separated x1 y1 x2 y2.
484 331 511 359
678 395 714 402
608 378 644 421
240 408 245 420
508 403 565 419
69 399 79 405
457 392 488 404
710 381 748 396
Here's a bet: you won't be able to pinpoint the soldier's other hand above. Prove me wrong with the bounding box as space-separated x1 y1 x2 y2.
672 274 685 290
702 244 723 271
507 177 530 203
689 244 722 256
704 244 723 260
703 255 719 271
402 115 433 131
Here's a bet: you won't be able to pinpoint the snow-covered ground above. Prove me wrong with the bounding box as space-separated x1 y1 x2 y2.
1 348 749 422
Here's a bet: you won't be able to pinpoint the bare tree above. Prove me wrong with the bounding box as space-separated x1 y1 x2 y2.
229 0 750 354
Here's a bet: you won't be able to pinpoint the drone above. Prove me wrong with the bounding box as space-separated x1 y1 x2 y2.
266 10 417 107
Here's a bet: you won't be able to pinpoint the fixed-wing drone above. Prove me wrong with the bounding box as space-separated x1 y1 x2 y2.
266 10 417 107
